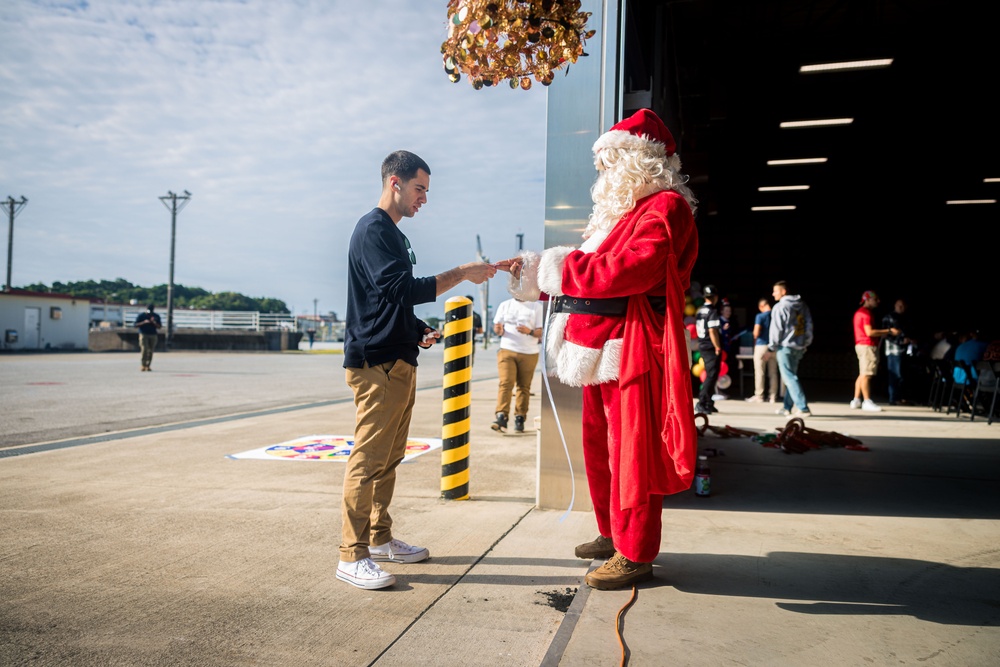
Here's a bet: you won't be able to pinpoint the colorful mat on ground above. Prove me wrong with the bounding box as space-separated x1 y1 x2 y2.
227 435 442 462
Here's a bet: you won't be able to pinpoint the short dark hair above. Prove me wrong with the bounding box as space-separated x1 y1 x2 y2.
774 280 788 291
381 150 431 185
147 304 156 311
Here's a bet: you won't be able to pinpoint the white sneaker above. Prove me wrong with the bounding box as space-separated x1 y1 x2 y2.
337 558 396 590
369 538 430 564
849 398 862 409
861 400 882 412
775 408 790 416
792 407 811 416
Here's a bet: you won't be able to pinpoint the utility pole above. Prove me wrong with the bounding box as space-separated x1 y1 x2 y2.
158 190 191 349
3 196 28 292
516 232 524 253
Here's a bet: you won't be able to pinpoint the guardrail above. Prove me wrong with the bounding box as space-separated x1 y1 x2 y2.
90 305 295 331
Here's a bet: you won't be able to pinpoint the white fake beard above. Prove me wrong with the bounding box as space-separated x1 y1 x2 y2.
584 167 662 241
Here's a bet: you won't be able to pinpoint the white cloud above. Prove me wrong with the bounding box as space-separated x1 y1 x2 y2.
0 0 550 316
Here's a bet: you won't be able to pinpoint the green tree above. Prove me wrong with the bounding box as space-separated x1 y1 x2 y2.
14 278 288 313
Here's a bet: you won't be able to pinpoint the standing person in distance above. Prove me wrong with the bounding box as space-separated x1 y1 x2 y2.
747 297 780 403
465 294 484 365
134 303 162 372
338 150 496 590
695 285 723 414
490 296 544 433
881 298 911 405
851 290 897 412
764 281 814 416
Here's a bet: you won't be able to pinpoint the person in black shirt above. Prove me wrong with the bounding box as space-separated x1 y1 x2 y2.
133 304 162 372
695 285 723 414
337 150 496 591
465 294 483 365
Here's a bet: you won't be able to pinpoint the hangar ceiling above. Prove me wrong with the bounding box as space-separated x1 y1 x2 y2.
620 0 999 343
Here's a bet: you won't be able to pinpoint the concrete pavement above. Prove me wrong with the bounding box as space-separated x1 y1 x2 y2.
2 348 999 666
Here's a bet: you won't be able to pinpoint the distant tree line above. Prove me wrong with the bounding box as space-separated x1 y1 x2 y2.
20 278 289 313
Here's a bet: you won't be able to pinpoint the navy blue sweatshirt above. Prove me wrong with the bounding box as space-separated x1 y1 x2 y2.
343 207 437 368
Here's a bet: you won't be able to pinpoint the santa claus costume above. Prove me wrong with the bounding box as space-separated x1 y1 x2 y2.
509 108 699 590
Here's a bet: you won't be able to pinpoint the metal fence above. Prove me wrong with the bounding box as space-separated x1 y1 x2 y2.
91 305 295 331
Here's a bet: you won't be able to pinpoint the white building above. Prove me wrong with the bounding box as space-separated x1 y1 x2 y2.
0 290 93 351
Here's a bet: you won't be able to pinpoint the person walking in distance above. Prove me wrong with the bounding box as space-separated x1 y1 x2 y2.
134 304 162 372
763 281 814 416
694 285 723 414
490 296 544 433
338 150 496 590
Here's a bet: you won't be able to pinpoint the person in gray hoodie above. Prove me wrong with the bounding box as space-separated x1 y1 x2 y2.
763 280 814 416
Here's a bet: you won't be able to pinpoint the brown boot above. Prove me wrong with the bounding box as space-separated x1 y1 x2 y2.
585 552 654 590
574 535 615 560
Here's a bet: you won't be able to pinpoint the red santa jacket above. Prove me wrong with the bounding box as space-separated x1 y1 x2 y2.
531 189 699 507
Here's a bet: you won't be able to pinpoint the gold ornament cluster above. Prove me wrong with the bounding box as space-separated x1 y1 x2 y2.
442 0 595 90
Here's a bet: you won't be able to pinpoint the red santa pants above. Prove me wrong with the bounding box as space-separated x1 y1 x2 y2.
581 381 664 563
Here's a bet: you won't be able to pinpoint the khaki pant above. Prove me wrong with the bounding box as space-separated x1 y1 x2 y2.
752 344 780 400
139 333 158 369
340 360 416 562
495 348 539 418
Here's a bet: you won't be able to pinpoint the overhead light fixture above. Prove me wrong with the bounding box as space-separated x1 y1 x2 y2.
780 118 854 128
945 199 997 205
984 178 1000 183
758 185 810 192
767 158 828 165
800 58 893 74
751 206 797 211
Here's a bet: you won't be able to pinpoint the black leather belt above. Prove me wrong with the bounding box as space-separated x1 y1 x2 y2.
550 295 666 317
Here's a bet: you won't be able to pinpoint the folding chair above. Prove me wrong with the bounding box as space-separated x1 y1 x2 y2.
928 359 952 412
946 360 975 418
969 360 999 424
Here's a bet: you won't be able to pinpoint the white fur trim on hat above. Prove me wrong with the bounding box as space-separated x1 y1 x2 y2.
592 129 668 158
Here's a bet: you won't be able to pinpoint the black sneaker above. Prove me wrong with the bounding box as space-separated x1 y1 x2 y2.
514 415 525 433
491 412 508 433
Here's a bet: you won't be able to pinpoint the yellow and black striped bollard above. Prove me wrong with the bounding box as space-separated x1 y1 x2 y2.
441 296 473 500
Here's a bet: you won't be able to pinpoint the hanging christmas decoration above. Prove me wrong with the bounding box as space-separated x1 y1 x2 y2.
441 0 595 90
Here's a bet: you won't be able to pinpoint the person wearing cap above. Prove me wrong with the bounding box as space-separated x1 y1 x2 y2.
763 281 814 416
694 285 723 414
851 290 898 411
496 108 699 590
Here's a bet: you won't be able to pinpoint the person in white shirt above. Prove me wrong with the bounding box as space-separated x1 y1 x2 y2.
491 297 544 433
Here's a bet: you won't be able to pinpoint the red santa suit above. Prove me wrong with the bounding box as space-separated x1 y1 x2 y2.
511 109 699 563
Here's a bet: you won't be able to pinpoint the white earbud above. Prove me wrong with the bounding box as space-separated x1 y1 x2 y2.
393 183 400 191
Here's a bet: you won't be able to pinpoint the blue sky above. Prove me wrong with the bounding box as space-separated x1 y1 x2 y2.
0 1 549 320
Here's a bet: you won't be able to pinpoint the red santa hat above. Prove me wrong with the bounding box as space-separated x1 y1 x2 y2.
592 108 677 158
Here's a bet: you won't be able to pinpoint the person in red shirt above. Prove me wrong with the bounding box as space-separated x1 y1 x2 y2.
851 290 898 411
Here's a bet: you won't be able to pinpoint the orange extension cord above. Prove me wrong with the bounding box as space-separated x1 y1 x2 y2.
616 585 639 666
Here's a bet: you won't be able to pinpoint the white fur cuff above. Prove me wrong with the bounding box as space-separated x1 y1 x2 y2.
537 246 575 297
